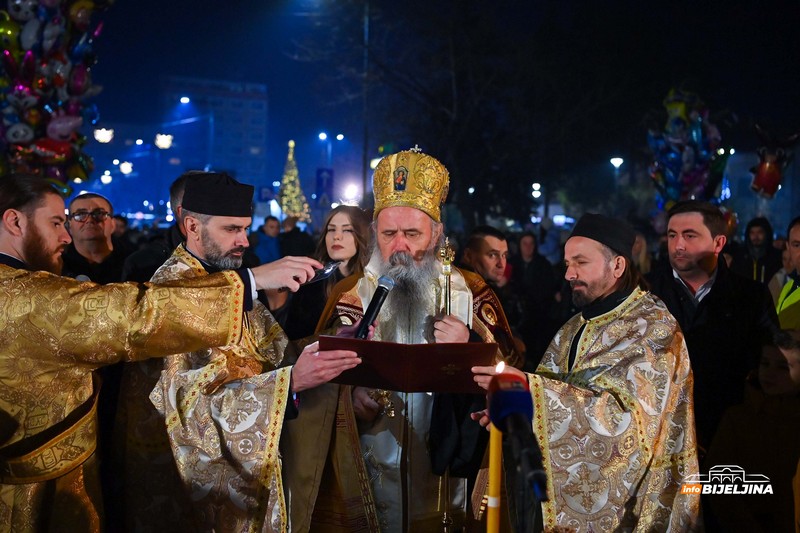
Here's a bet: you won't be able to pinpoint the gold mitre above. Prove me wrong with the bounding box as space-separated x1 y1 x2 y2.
372 147 450 222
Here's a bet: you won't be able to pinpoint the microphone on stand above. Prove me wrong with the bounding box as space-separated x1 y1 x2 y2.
355 275 395 339
488 372 548 502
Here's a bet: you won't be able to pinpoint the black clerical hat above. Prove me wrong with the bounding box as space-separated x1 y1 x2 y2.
569 213 635 257
181 172 253 217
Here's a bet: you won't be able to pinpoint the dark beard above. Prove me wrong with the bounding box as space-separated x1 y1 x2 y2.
570 282 592 308
374 247 439 343
200 229 245 270
23 224 64 275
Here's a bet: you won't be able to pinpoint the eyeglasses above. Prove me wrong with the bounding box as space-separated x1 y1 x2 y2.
70 210 112 222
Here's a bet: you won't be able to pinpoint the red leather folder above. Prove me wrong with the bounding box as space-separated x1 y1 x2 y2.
319 335 498 394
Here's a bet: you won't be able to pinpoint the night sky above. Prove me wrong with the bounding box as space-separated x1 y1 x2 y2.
92 0 800 186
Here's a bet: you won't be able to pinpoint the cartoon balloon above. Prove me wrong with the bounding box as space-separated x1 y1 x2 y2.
749 125 799 199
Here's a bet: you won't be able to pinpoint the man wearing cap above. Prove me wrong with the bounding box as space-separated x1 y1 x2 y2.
283 149 521 532
0 174 324 532
473 213 701 531
122 172 361 532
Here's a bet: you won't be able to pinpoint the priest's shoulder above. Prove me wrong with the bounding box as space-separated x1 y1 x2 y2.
457 267 489 293
315 273 362 332
329 273 361 300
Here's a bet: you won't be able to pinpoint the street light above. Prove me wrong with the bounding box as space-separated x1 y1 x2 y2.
610 157 624 170
343 183 359 203
93 128 114 143
154 134 174 150
318 131 344 168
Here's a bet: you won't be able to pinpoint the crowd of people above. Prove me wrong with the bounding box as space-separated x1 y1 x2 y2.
1 146 799 532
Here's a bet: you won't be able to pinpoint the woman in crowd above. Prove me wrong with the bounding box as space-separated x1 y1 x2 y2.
275 205 370 340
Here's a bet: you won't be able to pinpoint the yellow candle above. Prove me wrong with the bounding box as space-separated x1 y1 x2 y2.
487 423 502 533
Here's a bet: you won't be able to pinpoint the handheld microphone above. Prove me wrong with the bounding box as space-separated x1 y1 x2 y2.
488 372 548 502
355 275 395 339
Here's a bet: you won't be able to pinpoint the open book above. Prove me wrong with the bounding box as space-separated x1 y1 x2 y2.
319 335 497 394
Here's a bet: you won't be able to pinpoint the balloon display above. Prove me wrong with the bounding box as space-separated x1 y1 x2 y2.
647 88 728 209
1 0 113 194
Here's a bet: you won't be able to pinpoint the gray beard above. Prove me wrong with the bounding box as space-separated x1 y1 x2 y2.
200 229 244 270
372 247 439 344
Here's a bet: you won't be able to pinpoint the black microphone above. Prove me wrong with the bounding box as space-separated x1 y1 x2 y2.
355 275 395 339
488 372 548 502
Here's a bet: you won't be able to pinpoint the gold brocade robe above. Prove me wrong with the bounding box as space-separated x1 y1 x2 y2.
282 261 520 533
149 246 293 533
0 262 246 533
530 288 701 532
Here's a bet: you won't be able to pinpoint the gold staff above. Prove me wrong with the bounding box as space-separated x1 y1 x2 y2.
437 237 455 531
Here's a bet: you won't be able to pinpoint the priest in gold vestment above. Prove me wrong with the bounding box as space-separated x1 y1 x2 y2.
282 149 522 532
146 172 361 532
474 213 702 532
0 175 321 532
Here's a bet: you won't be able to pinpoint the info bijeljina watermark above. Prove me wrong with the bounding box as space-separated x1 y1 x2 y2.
681 465 773 495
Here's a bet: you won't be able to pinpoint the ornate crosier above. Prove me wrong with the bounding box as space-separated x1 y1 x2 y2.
439 237 455 315
367 389 395 418
437 236 455 531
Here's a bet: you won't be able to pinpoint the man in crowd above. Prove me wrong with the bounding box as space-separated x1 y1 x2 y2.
62 193 129 283
474 213 701 531
279 215 315 257
460 225 510 291
0 174 323 531
121 171 197 282
144 172 362 532
647 201 779 453
729 215 783 285
510 231 558 370
460 225 529 369
283 148 521 532
776 215 800 328
252 215 282 264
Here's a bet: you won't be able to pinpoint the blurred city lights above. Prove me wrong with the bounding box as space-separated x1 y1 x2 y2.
135 139 144 146
180 96 191 104
331 202 340 209
119 161 133 175
272 180 281 187
610 157 624 169
112 159 120 165
93 128 114 143
154 134 174 150
343 183 359 200
729 148 736 155
468 187 475 194
532 190 542 198
532 182 541 191
318 132 328 141
336 134 345 141
100 175 113 185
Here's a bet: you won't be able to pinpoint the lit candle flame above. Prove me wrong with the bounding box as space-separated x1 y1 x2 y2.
495 361 505 374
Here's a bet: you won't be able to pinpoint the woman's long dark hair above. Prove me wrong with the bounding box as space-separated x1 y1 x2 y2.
314 205 370 297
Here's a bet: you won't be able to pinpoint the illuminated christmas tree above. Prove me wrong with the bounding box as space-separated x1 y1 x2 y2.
278 140 311 222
